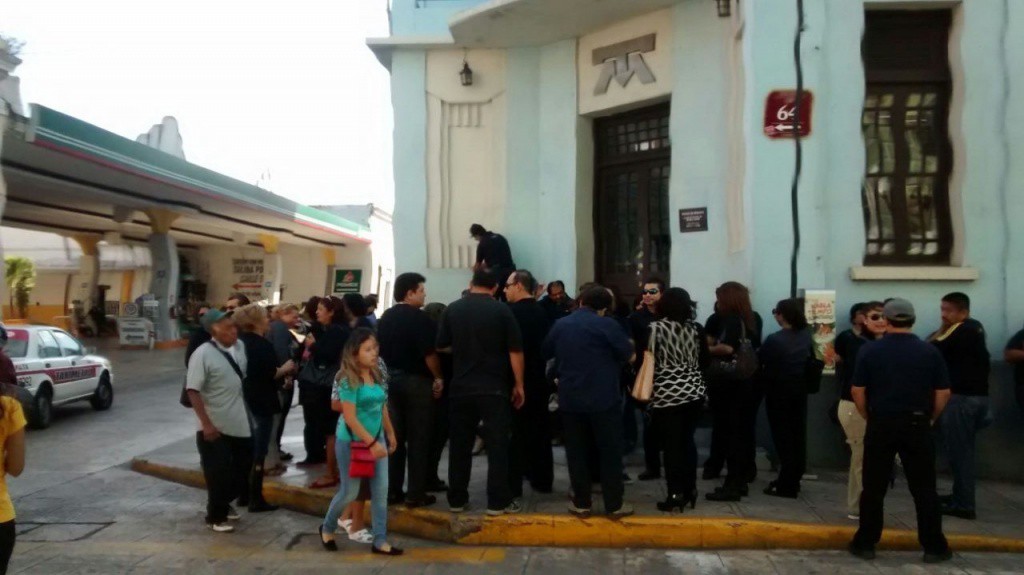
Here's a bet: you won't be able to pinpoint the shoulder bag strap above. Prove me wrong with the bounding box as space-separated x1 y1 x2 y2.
216 348 245 381
344 384 384 443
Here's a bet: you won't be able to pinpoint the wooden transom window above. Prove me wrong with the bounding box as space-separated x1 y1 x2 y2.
861 10 953 265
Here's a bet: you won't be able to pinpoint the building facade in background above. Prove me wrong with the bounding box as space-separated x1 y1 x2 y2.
371 0 1024 478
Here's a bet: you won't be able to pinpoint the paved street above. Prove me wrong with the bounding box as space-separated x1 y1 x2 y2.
6 343 1024 573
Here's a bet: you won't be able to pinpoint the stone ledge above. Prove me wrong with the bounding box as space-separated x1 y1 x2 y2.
849 266 980 282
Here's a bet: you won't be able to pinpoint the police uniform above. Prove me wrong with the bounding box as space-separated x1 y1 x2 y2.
849 299 951 561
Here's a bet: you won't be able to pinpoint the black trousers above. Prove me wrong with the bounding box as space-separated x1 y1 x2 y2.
853 414 949 555
388 372 435 501
562 406 624 512
430 393 450 483
765 386 807 492
724 379 762 489
705 380 731 473
448 395 512 510
196 432 253 523
509 383 554 496
0 520 14 575
299 384 332 463
651 401 703 495
643 408 662 475
277 383 295 448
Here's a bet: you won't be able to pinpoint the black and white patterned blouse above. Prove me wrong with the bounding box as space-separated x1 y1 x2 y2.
650 319 708 409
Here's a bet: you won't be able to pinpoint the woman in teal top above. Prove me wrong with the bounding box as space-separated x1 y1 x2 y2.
319 329 402 556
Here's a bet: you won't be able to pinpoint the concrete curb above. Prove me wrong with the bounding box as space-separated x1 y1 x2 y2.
131 457 1024 552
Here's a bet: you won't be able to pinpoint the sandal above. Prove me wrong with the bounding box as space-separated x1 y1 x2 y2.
309 476 340 489
348 529 374 545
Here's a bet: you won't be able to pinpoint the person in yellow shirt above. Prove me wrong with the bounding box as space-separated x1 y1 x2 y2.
0 379 27 575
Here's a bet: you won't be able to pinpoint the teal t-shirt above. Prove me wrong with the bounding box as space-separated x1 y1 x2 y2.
333 377 387 442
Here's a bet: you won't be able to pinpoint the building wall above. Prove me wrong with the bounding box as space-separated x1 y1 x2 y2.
386 0 1024 476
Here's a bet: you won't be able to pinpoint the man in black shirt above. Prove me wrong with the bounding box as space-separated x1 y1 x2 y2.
1005 324 1024 412
503 270 554 495
377 273 446 508
437 270 525 515
538 280 573 324
849 298 952 563
927 292 991 520
627 278 664 481
470 224 516 302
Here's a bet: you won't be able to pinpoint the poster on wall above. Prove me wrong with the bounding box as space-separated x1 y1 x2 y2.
232 258 264 301
802 289 837 375
332 269 362 295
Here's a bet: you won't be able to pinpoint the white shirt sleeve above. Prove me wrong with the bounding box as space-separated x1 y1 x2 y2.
186 344 207 392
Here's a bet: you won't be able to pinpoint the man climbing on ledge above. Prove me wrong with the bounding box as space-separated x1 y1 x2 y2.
470 224 516 302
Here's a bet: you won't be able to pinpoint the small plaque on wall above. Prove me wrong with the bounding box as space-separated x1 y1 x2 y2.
678 208 708 233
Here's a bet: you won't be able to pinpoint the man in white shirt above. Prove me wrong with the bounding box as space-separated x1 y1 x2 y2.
186 309 251 533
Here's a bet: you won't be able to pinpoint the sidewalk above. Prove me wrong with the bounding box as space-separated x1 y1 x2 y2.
133 410 1024 551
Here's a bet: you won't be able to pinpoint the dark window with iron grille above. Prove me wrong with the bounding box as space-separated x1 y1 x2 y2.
594 104 671 300
861 11 953 264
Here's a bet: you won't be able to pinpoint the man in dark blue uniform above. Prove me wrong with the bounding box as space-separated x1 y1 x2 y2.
849 298 952 563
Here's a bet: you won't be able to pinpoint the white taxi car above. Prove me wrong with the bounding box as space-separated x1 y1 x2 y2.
6 326 114 429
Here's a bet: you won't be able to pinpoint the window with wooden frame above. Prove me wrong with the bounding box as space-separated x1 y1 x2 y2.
861 10 953 265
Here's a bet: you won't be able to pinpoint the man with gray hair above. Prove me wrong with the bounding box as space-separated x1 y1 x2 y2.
848 298 952 563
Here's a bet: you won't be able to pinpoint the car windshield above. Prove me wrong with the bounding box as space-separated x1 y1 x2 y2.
5 329 29 358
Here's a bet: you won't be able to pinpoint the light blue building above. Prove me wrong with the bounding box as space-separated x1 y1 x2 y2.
370 0 1024 478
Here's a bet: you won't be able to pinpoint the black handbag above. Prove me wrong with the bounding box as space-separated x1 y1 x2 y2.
707 321 759 381
299 361 338 388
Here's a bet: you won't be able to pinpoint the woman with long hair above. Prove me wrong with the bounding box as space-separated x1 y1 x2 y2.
835 301 886 518
319 329 402 556
305 296 353 489
705 282 764 502
648 288 709 512
759 298 814 498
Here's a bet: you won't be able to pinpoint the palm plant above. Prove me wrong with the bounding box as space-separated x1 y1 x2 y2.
5 256 36 319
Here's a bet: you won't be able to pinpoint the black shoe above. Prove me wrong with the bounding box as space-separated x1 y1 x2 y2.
940 504 977 520
638 470 661 481
763 481 799 499
847 542 876 560
657 493 695 513
705 487 742 502
427 479 448 493
248 501 279 513
715 483 748 497
387 493 405 506
404 495 437 509
296 459 325 468
280 451 294 462
372 543 405 556
923 549 953 564
318 525 338 552
622 473 634 485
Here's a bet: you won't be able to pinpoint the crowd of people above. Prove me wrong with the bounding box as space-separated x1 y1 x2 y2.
178 224 1024 564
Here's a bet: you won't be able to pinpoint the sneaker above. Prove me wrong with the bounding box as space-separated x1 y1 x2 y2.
226 506 241 521
338 518 352 532
449 505 468 514
847 514 860 521
622 473 635 485
207 522 235 533
486 499 523 516
348 528 374 545
608 504 635 519
568 504 592 518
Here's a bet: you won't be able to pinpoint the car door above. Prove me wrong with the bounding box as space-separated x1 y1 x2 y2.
35 330 71 402
52 330 96 398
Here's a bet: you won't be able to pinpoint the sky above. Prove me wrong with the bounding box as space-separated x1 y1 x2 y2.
2 0 395 211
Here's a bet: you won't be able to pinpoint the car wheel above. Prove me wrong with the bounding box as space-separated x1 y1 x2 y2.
32 390 53 429
90 373 113 411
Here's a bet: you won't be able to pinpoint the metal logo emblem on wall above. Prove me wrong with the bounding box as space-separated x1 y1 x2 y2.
593 34 656 95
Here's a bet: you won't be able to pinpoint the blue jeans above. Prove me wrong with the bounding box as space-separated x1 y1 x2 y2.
250 414 274 460
321 439 389 546
939 394 992 510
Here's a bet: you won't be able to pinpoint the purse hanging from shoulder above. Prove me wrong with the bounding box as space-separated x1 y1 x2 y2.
345 385 385 479
631 324 657 403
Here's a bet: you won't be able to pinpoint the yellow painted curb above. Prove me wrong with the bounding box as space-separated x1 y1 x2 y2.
131 458 1024 552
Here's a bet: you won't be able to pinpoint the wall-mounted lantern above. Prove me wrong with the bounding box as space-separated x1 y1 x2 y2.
716 0 732 18
460 59 474 86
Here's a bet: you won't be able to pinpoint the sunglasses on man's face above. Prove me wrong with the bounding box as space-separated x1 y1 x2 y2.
867 313 885 321
642 289 660 295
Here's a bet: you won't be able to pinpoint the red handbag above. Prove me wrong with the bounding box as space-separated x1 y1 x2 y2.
349 439 378 479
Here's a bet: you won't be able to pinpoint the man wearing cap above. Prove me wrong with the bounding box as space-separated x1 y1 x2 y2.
186 309 252 533
848 298 952 563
